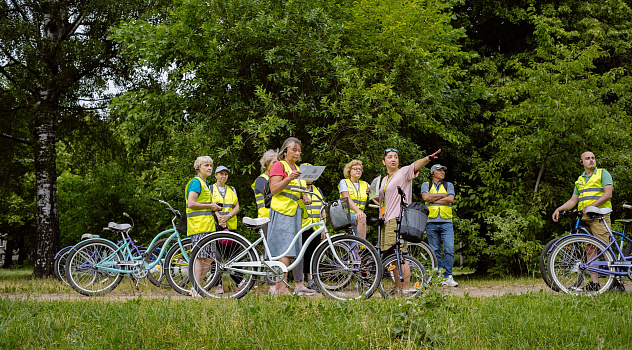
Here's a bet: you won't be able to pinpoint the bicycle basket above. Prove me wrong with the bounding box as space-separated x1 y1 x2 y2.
399 202 429 243
327 198 354 231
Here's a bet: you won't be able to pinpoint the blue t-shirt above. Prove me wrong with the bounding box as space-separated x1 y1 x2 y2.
187 177 208 197
420 181 455 223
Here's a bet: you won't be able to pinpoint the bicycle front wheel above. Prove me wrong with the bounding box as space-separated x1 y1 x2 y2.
65 239 123 296
312 235 382 300
188 233 258 299
405 242 437 281
539 237 561 292
144 238 169 289
379 254 427 298
547 235 615 295
164 237 193 295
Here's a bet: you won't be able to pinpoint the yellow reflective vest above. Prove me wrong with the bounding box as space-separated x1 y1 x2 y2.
211 184 238 230
575 169 612 211
303 186 324 227
270 161 307 217
251 174 270 219
185 177 217 236
424 181 453 219
340 179 368 213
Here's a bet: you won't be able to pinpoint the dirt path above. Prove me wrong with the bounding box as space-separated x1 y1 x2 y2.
2 282 562 301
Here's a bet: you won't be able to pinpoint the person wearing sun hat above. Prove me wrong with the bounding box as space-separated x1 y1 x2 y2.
421 163 457 287
212 165 240 231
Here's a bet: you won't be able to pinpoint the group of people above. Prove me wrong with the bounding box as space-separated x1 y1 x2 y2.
184 137 461 296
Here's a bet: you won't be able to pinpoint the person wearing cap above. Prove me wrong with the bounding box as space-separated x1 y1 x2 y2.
251 149 278 236
551 151 618 291
212 166 240 231
267 137 315 295
339 160 370 239
421 164 457 287
378 147 441 293
185 156 223 295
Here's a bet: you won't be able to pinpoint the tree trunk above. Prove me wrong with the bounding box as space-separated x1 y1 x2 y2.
33 113 59 277
2 239 15 268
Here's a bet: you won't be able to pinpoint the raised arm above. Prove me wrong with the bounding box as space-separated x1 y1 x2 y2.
414 149 441 172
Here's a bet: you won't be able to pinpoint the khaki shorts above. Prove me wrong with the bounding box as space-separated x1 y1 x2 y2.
380 219 407 253
581 214 611 243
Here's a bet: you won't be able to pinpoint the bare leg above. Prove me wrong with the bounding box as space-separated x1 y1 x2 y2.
194 257 214 287
357 215 367 240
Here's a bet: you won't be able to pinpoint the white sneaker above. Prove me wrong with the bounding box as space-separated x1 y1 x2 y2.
441 275 458 287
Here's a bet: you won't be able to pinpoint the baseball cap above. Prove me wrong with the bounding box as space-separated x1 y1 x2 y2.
430 164 447 175
215 166 229 174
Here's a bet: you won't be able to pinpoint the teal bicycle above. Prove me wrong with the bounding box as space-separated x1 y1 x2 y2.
64 198 191 296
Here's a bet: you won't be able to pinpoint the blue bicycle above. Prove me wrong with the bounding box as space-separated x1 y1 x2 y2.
546 204 632 295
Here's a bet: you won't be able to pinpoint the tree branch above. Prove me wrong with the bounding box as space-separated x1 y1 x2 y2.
0 132 33 146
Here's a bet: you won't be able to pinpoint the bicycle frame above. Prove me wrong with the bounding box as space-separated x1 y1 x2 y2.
217 192 355 277
569 216 632 276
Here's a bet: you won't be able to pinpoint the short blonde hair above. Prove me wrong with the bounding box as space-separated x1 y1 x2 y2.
343 160 363 179
260 149 279 171
194 156 213 172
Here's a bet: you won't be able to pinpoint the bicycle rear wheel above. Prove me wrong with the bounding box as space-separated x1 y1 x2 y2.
188 233 258 299
379 254 427 298
164 237 193 295
54 246 72 285
405 242 437 281
547 235 615 295
65 239 123 296
312 235 382 300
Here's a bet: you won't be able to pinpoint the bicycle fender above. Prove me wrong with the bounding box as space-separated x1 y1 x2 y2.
546 229 592 253
68 237 118 253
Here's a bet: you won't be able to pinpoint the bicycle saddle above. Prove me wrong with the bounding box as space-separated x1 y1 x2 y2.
242 217 270 228
81 233 100 240
585 207 612 218
107 222 132 231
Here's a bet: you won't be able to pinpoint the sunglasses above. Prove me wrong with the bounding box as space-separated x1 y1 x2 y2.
383 148 398 155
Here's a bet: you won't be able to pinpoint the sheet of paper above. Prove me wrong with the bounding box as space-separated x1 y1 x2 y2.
297 165 326 181
369 175 381 200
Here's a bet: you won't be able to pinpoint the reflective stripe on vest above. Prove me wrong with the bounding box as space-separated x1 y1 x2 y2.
212 184 238 230
185 177 217 236
271 161 307 216
424 181 453 219
575 168 612 211
303 186 324 226
251 174 271 218
341 179 368 213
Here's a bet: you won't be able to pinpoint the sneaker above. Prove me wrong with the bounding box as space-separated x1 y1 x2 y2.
216 285 224 294
609 279 626 293
441 275 458 287
294 286 316 296
584 282 601 291
189 288 200 298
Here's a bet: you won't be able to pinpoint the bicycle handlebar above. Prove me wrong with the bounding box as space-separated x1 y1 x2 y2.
149 197 181 217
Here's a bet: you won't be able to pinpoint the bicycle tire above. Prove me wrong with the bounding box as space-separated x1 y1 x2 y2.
65 239 124 296
539 237 560 292
312 235 382 300
547 235 615 295
405 241 437 280
188 233 257 299
378 254 427 298
164 237 193 295
53 246 73 285
144 238 169 289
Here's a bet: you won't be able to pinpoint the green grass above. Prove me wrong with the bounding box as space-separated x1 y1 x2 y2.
1 268 632 349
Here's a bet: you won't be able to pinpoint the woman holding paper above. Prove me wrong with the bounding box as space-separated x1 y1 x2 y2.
267 137 314 295
339 160 369 239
